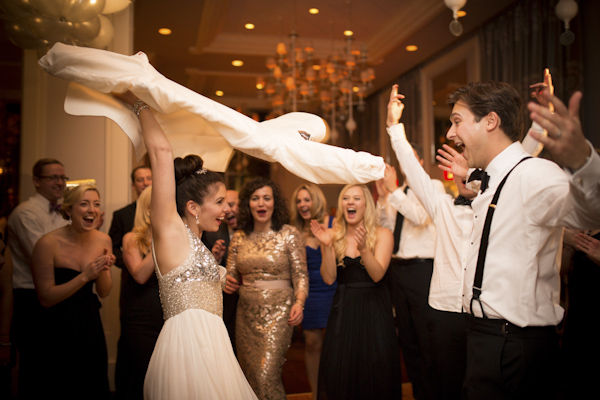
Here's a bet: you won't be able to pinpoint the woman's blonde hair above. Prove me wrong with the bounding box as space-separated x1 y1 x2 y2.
131 186 152 257
60 184 99 220
290 183 328 232
332 184 378 265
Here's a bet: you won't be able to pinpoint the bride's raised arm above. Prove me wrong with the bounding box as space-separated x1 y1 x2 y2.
113 92 187 272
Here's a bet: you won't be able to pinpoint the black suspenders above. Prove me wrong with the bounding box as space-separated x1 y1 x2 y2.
470 157 532 318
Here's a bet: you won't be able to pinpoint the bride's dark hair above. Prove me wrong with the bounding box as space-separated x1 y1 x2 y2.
174 155 224 217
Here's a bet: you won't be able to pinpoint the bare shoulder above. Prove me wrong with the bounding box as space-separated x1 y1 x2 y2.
377 226 394 241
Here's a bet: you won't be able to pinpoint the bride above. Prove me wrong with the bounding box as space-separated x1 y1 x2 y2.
114 91 257 399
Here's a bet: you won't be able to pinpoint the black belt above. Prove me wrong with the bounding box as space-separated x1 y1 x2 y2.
390 257 432 266
465 313 557 336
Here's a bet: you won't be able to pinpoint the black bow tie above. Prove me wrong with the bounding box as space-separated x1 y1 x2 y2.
454 195 472 206
49 203 61 213
467 169 490 193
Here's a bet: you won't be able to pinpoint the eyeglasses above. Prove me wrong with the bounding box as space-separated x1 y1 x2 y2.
37 175 69 183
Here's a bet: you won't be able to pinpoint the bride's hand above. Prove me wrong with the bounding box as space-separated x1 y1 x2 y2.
112 91 139 106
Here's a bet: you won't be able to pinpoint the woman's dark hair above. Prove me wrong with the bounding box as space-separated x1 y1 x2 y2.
173 155 224 217
238 177 289 234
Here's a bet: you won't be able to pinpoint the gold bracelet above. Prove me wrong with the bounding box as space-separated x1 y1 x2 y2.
295 299 305 310
132 99 150 116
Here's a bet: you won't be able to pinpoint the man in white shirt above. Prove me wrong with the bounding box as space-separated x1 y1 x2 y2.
446 81 600 399
7 158 69 399
385 84 474 400
378 146 445 400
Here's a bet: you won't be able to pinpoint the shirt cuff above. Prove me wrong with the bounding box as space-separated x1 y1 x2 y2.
386 123 407 140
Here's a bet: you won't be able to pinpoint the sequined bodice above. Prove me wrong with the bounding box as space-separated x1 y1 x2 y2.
153 227 226 320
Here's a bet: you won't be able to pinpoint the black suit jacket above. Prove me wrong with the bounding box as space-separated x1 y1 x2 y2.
201 222 231 265
108 201 136 270
201 223 238 350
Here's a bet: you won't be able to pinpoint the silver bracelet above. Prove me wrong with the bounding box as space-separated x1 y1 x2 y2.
132 99 150 116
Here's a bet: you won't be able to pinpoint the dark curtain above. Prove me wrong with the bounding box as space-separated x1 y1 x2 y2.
479 0 584 139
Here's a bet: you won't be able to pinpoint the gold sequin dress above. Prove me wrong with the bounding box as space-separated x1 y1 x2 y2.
227 225 308 400
144 227 258 400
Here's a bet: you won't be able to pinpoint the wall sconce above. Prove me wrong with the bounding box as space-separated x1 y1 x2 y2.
555 0 578 46
444 0 467 36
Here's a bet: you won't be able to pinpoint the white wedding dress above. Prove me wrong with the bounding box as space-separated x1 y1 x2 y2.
144 227 257 399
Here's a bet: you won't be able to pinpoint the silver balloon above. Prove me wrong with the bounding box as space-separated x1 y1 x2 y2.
0 0 38 19
73 15 100 41
30 0 71 19
3 18 46 49
27 15 73 43
63 0 106 23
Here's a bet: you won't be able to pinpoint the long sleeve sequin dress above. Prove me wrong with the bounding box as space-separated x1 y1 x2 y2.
227 224 308 400
143 227 257 399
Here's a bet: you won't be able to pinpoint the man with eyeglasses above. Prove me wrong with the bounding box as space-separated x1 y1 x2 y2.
6 158 69 398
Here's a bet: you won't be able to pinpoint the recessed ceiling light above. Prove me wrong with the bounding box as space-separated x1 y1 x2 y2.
406 45 418 52
344 30 353 37
215 90 224 97
232 60 244 67
245 23 255 29
158 28 172 35
309 8 319 14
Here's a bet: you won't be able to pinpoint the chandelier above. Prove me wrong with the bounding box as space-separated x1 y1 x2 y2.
258 29 375 140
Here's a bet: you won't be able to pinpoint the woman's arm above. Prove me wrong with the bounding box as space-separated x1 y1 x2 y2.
32 235 111 308
122 232 155 284
288 227 308 326
310 220 337 285
114 92 188 274
358 226 394 283
224 232 241 294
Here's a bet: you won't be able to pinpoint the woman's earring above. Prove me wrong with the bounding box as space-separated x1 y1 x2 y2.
195 213 200 225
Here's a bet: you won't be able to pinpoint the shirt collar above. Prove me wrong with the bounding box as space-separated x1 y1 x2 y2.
485 142 528 189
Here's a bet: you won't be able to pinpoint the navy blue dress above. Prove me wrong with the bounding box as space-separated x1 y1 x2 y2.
303 217 337 330
317 257 402 400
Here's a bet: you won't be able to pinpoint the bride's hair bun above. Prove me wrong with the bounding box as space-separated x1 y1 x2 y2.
173 155 224 217
174 155 204 182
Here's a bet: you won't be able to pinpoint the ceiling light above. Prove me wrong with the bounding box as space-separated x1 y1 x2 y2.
215 90 224 97
457 10 466 17
232 60 244 67
309 8 319 14
245 23 255 30
406 45 418 52
344 30 353 37
158 28 172 35
444 0 467 36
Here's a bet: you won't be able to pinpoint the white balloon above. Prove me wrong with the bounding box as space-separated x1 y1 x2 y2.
85 14 113 49
102 0 130 14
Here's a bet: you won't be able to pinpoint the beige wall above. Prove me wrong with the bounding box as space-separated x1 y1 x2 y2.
19 9 134 391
